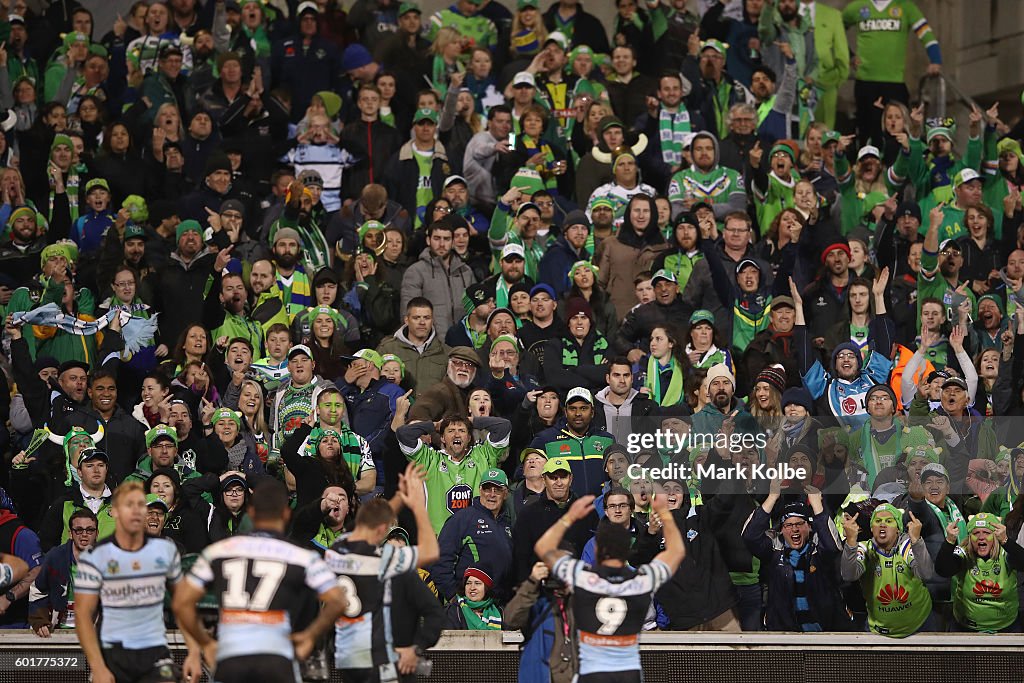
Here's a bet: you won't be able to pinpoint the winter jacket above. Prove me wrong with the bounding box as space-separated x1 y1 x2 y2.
270 34 342 121
151 249 216 347
538 236 590 298
339 119 402 201
382 140 451 225
408 377 471 423
28 540 77 632
511 491 599 584
596 213 668 319
592 387 658 445
432 498 513 601
338 376 403 456
742 506 850 631
504 575 577 683
634 505 737 630
400 248 476 337
377 326 450 394
530 423 613 497
539 330 610 394
614 297 692 355
37 487 115 551
541 2 610 53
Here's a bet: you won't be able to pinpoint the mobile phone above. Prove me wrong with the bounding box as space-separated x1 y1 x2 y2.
508 133 516 147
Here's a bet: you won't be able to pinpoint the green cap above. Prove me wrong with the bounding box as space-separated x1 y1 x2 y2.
870 503 904 532
589 196 614 211
968 512 998 532
517 0 539 8
40 241 78 269
926 125 954 143
84 178 110 194
380 353 406 377
413 107 438 124
146 424 179 448
491 334 519 350
146 493 169 512
510 168 544 195
569 260 599 280
480 468 509 488
542 457 571 475
822 131 841 146
176 219 202 241
123 222 147 241
903 445 941 464
769 142 795 162
51 133 73 151
651 268 677 285
689 309 715 326
313 90 342 119
700 39 728 55
358 220 386 240
998 137 1024 165
354 348 384 368
211 407 241 429
398 1 421 16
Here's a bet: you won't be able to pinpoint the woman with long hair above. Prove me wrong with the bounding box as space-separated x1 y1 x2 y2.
509 0 547 59
146 467 210 554
162 323 211 376
935 512 1024 633
973 348 1000 417
224 378 271 466
753 207 805 280
133 369 172 427
429 26 465 98
571 98 608 159
748 364 785 433
958 204 999 285
640 325 691 408
283 421 360 511
89 121 146 202
847 235 877 279
301 305 350 380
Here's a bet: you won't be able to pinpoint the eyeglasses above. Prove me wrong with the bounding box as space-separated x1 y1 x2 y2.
113 280 134 287
433 206 452 214
450 359 476 370
835 351 858 360
534 200 554 209
724 227 749 234
71 527 98 534
606 503 632 511
782 521 808 530
868 395 892 403
224 488 245 497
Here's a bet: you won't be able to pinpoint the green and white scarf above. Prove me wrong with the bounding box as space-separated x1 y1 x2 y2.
645 355 684 406
928 498 967 544
659 107 691 166
458 596 502 630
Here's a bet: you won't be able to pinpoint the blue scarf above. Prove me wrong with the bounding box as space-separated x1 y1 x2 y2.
12 303 159 354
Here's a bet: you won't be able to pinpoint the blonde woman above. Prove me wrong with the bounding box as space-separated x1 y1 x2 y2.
430 26 466 98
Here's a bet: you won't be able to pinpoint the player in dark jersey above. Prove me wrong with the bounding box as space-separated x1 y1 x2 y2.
75 481 202 683
173 478 348 683
534 491 684 683
324 463 440 683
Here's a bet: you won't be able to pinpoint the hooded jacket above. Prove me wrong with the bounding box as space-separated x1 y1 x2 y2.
592 387 657 444
540 329 610 394
400 247 476 336
530 422 613 498
152 249 215 347
538 233 590 298
382 139 450 224
596 195 668 318
668 132 745 220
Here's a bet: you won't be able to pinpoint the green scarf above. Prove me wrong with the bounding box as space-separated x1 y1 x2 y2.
659 107 692 166
242 24 271 58
645 355 684 406
927 498 967 543
562 335 607 367
51 166 82 223
457 596 502 630
521 135 557 190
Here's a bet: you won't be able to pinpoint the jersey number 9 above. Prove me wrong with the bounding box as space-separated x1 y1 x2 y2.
595 597 627 635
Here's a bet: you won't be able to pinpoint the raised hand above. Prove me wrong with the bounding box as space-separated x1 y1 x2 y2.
948 324 965 353
907 511 922 543
749 141 763 168
945 519 959 544
872 266 890 297
842 513 860 545
566 494 596 522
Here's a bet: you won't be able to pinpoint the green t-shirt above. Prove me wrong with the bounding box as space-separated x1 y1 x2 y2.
401 437 508 535
852 537 933 637
842 0 939 84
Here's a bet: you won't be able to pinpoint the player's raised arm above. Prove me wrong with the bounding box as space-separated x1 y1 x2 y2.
535 495 595 568
400 463 440 567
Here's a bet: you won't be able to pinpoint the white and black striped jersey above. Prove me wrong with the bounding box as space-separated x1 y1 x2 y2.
186 531 338 662
552 555 671 676
76 536 182 649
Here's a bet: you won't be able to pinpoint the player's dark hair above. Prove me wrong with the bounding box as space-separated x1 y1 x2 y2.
356 498 394 529
248 478 290 520
595 519 633 562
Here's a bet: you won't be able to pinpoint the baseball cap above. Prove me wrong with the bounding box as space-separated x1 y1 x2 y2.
529 283 555 300
353 348 384 368
413 107 438 124
443 175 468 189
779 501 812 523
772 295 795 310
123 223 147 241
542 458 572 475
519 447 548 463
480 469 509 488
689 309 715 326
297 1 319 15
145 424 179 448
941 376 969 391
856 145 881 161
513 71 536 88
220 471 248 491
398 1 421 16
78 448 109 464
651 269 678 286
545 31 568 51
938 238 961 253
287 344 313 361
701 39 727 55
895 201 921 222
920 463 950 482
566 387 594 405
735 258 761 274
146 493 169 512
953 168 982 189
84 178 110 194
501 243 526 261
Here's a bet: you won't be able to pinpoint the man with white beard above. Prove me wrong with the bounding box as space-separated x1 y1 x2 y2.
408 347 481 421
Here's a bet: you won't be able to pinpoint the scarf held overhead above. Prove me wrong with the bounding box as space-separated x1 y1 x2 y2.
12 303 159 355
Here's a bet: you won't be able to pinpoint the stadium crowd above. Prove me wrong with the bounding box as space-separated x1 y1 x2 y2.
0 0 1023 680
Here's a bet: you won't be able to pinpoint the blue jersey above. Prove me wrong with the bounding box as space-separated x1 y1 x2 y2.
186 531 338 662
324 538 417 672
76 536 182 649
802 351 894 429
552 555 670 676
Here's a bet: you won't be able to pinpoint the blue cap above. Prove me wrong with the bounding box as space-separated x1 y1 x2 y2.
529 283 556 300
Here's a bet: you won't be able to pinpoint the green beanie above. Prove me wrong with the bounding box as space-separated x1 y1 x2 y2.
870 503 904 533
176 219 202 241
380 354 406 378
211 407 241 429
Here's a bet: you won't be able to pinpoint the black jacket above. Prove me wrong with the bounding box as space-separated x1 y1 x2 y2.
633 505 737 630
511 491 598 585
613 297 692 355
741 506 850 631
541 3 610 54
150 250 216 346
340 119 402 201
